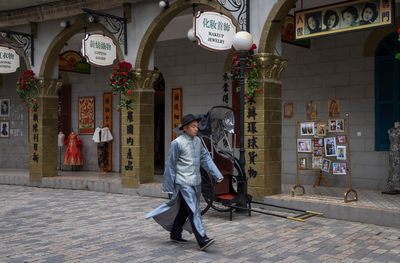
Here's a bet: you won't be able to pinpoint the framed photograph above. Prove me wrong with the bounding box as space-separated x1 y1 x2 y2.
316 123 326 137
333 162 347 175
312 157 323 169
337 146 347 160
336 119 344 132
324 137 337 156
336 135 347 144
295 0 394 40
299 157 307 169
0 99 10 117
314 137 324 147
297 139 312 152
283 102 294 118
313 148 323 157
300 122 314 136
328 98 340 118
281 15 311 48
321 158 331 173
78 97 95 134
0 120 10 138
306 100 317 119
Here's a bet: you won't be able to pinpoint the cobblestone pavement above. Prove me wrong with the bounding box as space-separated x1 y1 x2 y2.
1 185 400 263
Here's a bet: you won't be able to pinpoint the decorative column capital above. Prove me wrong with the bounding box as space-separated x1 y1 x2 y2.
132 69 160 91
35 78 63 97
254 53 288 82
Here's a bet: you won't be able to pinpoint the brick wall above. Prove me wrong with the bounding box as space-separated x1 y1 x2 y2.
281 30 388 190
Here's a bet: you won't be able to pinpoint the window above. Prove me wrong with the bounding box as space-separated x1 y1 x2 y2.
375 32 400 150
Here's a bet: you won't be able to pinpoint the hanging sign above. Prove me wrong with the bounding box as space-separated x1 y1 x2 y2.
81 34 116 66
0 47 20 74
194 11 237 51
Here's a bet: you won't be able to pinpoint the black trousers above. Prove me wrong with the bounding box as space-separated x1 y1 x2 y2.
171 192 206 244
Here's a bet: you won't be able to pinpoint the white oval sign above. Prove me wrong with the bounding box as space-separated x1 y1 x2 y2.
81 34 116 66
194 11 237 52
0 47 20 74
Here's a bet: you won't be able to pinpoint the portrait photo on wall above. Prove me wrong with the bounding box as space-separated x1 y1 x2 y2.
328 98 340 118
337 145 347 160
316 123 327 137
295 0 393 40
306 100 317 119
78 97 95 134
314 137 324 147
336 134 347 144
324 137 337 156
312 157 323 169
300 122 315 136
283 102 294 118
281 15 310 48
333 162 347 175
321 158 331 173
297 139 312 153
329 119 345 132
0 99 10 117
313 148 323 157
299 157 307 169
0 120 10 138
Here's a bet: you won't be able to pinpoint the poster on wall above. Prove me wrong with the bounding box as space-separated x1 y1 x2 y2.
171 88 182 141
78 97 95 134
0 99 10 117
281 15 310 48
295 0 394 40
59 51 90 74
0 120 9 138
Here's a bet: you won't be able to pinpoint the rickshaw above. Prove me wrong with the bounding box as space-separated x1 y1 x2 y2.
194 106 322 222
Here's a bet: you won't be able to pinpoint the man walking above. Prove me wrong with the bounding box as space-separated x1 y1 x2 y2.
146 114 223 251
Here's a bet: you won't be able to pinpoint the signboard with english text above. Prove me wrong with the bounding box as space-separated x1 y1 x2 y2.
0 47 20 74
194 11 237 52
81 34 116 67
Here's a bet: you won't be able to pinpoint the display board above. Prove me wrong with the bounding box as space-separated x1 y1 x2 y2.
292 114 358 203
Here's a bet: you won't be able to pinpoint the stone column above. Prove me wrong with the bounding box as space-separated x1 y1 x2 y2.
121 69 159 188
245 53 288 199
29 79 63 182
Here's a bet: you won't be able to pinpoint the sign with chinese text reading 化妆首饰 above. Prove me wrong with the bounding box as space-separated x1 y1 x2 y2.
81 34 116 66
0 47 20 74
194 11 237 52
295 0 393 40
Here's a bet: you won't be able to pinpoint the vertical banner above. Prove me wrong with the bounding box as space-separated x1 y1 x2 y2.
103 93 113 171
78 97 95 134
171 88 182 140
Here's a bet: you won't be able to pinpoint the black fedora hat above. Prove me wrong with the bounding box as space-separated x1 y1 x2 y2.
179 114 202 130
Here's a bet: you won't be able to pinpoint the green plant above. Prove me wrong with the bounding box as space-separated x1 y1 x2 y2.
108 61 134 112
16 70 37 112
229 44 260 102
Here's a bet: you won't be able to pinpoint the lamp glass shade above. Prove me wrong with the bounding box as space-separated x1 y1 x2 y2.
187 28 196 42
159 1 167 8
232 31 253 51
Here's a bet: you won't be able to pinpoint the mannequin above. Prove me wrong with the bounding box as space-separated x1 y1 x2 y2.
64 131 83 166
92 125 113 173
58 131 65 171
383 122 400 194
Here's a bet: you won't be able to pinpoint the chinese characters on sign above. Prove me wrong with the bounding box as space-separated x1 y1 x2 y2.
32 107 39 163
171 88 182 141
81 34 117 66
295 0 393 40
222 73 229 105
0 47 20 74
247 105 258 178
103 93 113 171
78 97 95 134
194 11 237 51
125 110 134 171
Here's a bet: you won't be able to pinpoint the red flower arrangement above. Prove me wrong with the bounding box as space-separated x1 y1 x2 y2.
395 28 400 60
108 61 134 111
229 43 259 102
16 70 37 111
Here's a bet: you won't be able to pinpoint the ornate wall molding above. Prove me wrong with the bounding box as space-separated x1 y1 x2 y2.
132 69 160 91
35 79 63 97
254 53 288 82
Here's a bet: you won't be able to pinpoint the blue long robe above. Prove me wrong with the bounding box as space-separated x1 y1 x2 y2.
145 135 222 237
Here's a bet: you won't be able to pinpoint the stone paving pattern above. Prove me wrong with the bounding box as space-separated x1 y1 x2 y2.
1 185 400 263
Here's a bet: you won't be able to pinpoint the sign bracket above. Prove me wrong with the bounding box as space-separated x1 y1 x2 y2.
0 30 34 66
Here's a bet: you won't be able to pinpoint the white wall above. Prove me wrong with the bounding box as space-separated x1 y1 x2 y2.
281 29 388 190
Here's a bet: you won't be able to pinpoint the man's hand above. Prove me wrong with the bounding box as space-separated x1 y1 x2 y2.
216 177 224 183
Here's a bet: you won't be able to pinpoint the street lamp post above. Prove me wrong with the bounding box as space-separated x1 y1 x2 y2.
232 31 253 208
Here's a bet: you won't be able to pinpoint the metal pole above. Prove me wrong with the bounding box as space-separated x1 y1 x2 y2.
237 49 248 209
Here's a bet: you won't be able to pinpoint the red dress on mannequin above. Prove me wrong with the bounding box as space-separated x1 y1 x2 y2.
64 133 83 165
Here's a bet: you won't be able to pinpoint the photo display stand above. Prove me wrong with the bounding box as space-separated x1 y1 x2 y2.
291 114 358 203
